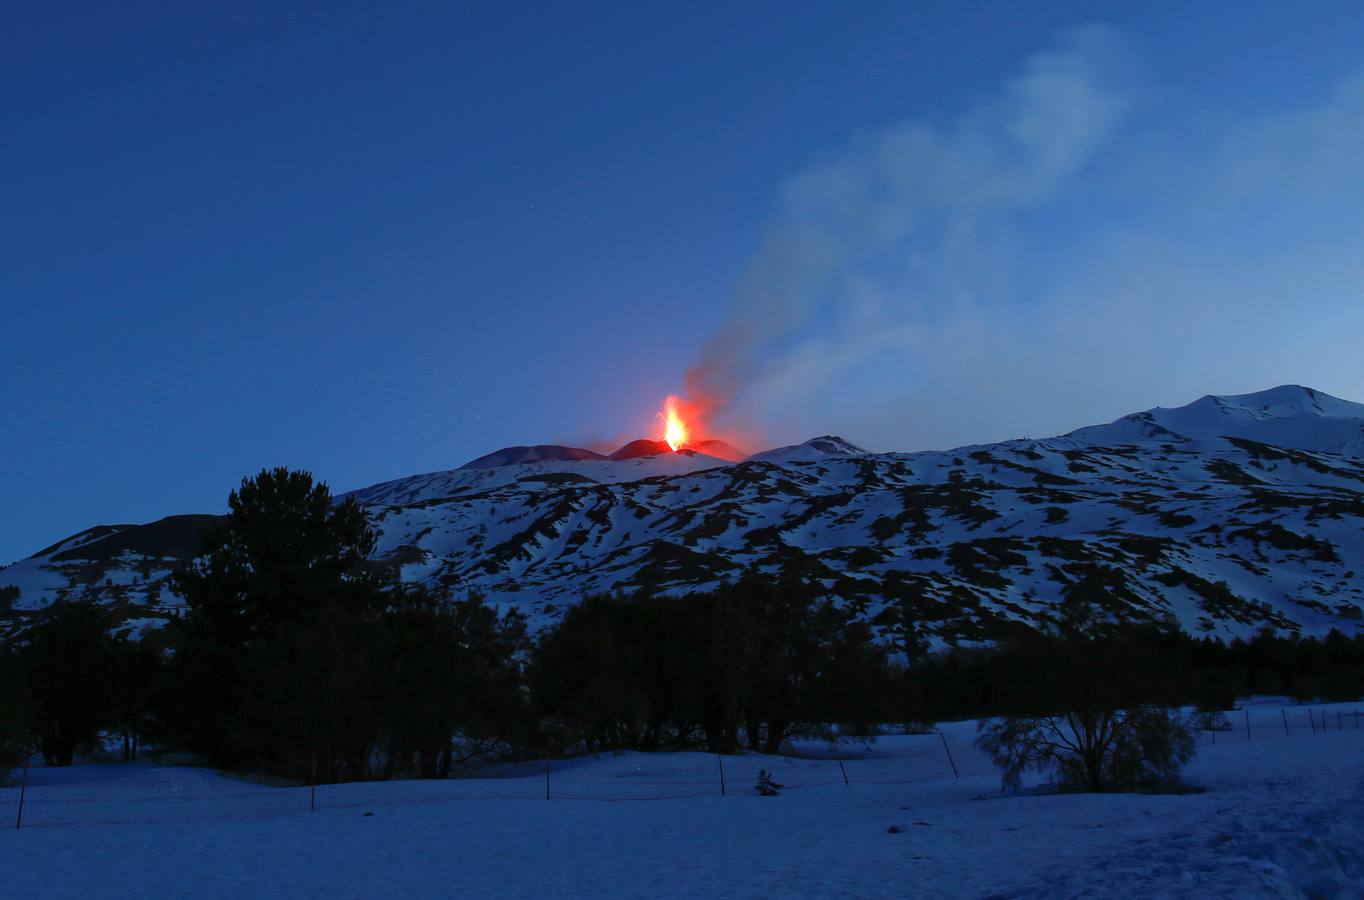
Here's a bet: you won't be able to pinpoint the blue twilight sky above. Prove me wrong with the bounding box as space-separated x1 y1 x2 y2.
4 1 1364 563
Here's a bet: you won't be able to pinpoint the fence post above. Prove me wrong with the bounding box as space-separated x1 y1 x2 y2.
1245 709 1251 740
717 753 726 796
14 753 30 830
939 732 959 779
1309 709 1316 734
1282 709 1290 737
832 739 849 787
544 756 551 801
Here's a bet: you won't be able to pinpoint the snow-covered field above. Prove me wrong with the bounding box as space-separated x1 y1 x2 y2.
4 703 1363 898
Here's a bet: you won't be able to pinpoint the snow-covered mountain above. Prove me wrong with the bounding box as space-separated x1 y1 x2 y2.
4 385 1363 646
1055 385 1364 454
748 435 867 464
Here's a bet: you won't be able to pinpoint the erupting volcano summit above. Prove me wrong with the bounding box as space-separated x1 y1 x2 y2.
648 394 747 462
661 395 689 451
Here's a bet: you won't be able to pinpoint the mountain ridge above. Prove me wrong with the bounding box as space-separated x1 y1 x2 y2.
4 384 1362 646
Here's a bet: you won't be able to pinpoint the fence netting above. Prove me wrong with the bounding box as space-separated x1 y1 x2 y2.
1 704 1357 829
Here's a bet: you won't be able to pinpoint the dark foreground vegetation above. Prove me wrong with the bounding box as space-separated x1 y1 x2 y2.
3 469 1362 788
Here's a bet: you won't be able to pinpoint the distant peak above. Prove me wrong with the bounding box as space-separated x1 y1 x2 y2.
688 438 747 462
1060 385 1364 454
746 434 866 463
801 435 866 454
460 444 606 470
608 439 673 461
1188 385 1359 419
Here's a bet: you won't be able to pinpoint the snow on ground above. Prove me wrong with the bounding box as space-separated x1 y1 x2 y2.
3 705 1363 898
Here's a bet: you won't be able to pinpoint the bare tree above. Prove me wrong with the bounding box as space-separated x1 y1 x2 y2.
977 705 1194 792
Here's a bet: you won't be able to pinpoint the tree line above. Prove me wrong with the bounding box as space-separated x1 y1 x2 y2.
3 467 1362 784
901 622 1364 724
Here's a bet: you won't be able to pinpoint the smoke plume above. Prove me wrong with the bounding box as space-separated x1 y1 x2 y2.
681 26 1364 450
684 26 1133 428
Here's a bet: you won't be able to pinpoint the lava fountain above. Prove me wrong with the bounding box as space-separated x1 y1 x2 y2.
649 394 747 461
660 395 690 451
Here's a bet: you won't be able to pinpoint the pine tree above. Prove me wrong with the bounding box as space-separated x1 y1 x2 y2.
171 467 379 643
165 468 384 775
21 602 116 766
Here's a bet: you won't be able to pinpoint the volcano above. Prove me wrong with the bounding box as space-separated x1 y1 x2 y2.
605 437 747 462
461 437 747 468
5 385 1364 648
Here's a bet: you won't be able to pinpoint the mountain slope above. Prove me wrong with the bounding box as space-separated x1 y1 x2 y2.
3 385 1362 645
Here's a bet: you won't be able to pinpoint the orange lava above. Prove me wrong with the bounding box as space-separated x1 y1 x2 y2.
661 395 689 451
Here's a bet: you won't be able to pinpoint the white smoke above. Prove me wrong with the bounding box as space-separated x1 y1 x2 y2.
685 26 1134 424
686 27 1364 450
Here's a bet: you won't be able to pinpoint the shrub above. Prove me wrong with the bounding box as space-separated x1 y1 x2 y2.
977 705 1195 792
1192 709 1231 732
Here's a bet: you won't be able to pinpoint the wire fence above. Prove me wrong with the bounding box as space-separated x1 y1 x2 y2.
1187 702 1363 747
1 703 1358 829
